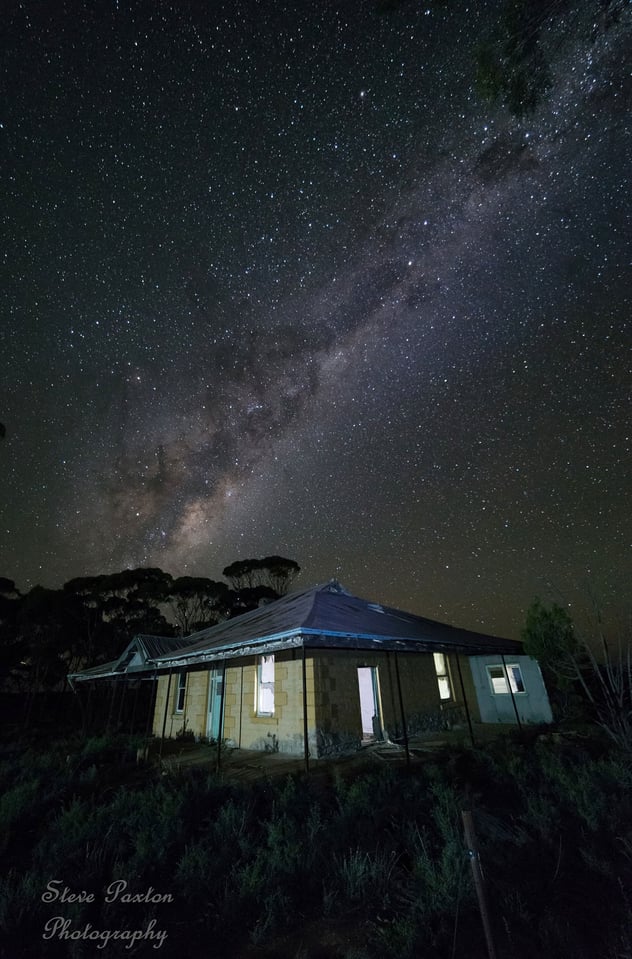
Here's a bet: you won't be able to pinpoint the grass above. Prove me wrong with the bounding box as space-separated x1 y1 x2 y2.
0 729 631 958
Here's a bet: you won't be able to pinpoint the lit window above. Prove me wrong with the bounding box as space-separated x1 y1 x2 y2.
175 672 187 712
433 652 452 700
256 655 275 716
487 664 525 695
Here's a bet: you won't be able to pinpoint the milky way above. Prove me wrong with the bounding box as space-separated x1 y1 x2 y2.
1 0 630 637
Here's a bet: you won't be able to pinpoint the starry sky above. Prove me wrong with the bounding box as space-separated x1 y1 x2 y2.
1 0 630 638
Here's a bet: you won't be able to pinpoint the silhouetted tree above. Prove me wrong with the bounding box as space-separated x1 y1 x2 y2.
222 556 300 595
17 587 78 724
167 577 229 635
63 568 174 665
0 578 23 688
262 556 301 595
226 585 280 618
523 598 632 751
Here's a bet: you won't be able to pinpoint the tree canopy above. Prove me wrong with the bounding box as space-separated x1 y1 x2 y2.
522 597 632 751
167 577 229 636
222 556 300 595
0 555 301 697
521 598 578 687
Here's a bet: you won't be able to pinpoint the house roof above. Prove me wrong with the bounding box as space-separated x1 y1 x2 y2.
68 580 523 682
151 580 523 669
67 634 196 684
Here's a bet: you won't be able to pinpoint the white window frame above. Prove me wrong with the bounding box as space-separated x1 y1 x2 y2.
433 652 452 701
256 655 275 716
487 663 526 696
175 672 187 712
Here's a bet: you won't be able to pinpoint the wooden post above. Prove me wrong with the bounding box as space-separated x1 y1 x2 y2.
462 810 498 959
85 682 94 735
393 652 411 766
386 651 399 734
160 671 173 759
144 670 158 739
238 664 244 748
501 655 522 729
216 659 226 775
105 678 118 733
129 680 140 734
302 646 310 773
455 653 476 747
72 682 87 737
181 670 190 733
116 676 127 728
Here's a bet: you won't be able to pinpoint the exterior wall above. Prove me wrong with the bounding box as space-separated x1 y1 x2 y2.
222 664 241 745
451 653 482 724
150 649 550 756
233 652 315 755
311 649 453 755
151 670 210 740
151 651 316 756
468 655 553 724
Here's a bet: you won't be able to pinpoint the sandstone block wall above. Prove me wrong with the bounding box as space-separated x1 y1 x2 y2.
151 647 482 755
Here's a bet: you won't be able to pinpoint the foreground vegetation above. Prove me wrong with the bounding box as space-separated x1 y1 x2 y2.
1 728 631 959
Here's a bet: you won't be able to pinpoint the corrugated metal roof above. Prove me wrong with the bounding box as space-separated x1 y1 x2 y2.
68 634 196 683
134 634 196 659
153 580 522 667
68 581 523 681
68 658 120 681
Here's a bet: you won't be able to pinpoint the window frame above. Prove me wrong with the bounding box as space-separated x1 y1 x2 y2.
175 671 187 713
487 663 526 696
255 654 275 717
433 652 453 701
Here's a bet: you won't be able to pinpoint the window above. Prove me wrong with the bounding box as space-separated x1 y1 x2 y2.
175 672 187 712
487 664 525 695
433 652 452 700
256 655 275 716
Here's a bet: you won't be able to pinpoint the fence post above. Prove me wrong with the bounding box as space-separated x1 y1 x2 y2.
462 809 498 959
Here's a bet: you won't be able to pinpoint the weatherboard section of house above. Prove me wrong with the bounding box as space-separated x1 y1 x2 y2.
69 581 553 757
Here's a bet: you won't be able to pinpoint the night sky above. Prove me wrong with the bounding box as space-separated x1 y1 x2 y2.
1 0 630 638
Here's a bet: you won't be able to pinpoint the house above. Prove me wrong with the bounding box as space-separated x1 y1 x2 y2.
69 580 552 759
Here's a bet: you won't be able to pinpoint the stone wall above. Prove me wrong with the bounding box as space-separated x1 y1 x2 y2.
311 649 445 753
151 651 316 756
231 652 316 754
151 670 209 740
151 648 485 755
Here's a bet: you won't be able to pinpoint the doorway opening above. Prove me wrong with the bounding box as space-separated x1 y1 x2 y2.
357 666 383 741
206 669 224 741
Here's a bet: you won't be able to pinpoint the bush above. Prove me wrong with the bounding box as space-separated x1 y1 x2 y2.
1 732 631 958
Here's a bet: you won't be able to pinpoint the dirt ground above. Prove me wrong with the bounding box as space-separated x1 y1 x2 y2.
150 723 517 782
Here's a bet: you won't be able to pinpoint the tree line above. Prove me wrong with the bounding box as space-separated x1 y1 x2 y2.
522 597 632 754
0 556 300 701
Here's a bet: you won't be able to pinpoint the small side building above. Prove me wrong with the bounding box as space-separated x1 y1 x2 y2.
69 580 552 757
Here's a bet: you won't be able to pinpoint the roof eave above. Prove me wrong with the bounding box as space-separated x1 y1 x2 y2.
153 628 305 669
150 627 522 670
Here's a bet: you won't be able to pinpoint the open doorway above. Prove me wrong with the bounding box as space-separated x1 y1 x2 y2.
206 669 224 740
357 666 383 741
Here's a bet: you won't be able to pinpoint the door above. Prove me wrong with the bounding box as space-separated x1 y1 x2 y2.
206 669 224 740
357 667 383 740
